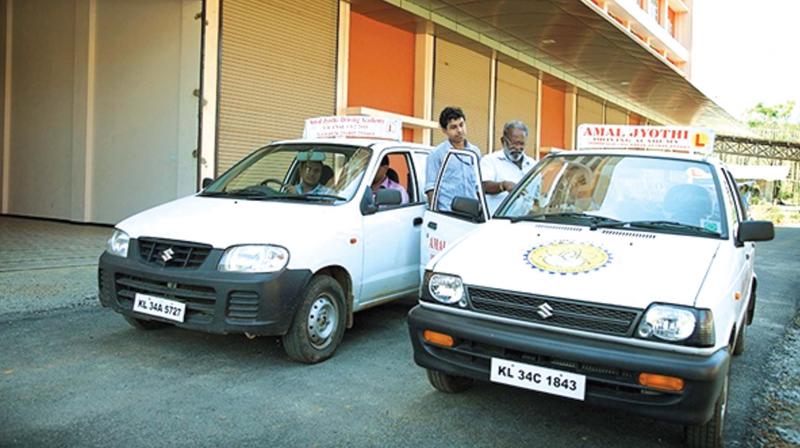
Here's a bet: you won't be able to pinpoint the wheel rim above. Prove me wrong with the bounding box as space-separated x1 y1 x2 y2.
306 295 338 349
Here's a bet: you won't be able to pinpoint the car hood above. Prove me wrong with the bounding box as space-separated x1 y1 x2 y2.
431 220 720 309
116 195 353 249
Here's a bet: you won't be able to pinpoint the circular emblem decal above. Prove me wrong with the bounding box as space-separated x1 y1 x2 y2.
524 241 611 275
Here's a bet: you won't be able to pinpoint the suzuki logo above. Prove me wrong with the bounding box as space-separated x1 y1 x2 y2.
537 302 554 319
160 248 175 263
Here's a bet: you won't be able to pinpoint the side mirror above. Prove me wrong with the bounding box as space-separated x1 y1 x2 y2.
201 177 214 189
375 189 402 207
451 197 482 222
360 187 377 215
738 220 774 243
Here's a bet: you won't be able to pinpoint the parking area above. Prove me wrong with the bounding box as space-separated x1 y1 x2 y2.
0 217 798 447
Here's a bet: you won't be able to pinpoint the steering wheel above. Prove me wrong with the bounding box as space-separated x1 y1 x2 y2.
259 178 288 191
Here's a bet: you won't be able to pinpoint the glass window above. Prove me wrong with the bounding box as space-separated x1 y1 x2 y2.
202 144 372 204
647 0 660 22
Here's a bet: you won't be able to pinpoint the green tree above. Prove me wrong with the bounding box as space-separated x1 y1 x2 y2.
745 101 800 142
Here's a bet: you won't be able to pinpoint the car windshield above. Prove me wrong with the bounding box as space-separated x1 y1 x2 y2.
496 154 727 237
201 143 372 204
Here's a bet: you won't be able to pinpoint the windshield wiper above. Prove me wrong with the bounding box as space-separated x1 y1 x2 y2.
594 220 720 236
292 193 347 201
200 187 278 199
510 212 619 226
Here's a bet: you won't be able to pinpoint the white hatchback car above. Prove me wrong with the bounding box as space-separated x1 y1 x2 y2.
99 117 431 364
409 125 774 448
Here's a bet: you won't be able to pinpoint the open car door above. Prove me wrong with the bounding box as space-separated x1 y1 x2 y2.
420 149 489 276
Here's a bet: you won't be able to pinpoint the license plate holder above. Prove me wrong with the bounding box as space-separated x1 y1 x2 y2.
490 357 586 400
132 292 186 323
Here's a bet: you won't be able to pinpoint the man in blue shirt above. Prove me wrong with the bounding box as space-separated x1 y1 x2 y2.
425 107 482 212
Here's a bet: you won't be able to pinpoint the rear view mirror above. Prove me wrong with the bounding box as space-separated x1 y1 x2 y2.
738 220 774 243
451 197 482 222
202 177 214 189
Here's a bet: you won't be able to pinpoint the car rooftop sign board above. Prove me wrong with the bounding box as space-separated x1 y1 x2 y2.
577 124 715 154
303 116 402 141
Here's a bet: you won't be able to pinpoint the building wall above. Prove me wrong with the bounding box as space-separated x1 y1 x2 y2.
1 0 200 224
540 83 565 151
91 0 201 223
8 0 76 219
348 11 414 116
348 10 414 141
0 0 6 208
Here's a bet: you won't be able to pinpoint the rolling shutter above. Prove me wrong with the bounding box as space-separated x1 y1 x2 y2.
432 39 491 154
605 104 628 124
494 62 537 156
576 92 603 127
216 0 337 174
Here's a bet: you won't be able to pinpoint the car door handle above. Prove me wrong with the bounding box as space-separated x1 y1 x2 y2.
427 221 438 230
413 217 423 226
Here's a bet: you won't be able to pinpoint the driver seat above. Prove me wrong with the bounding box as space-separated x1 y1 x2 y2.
663 184 712 226
320 165 334 186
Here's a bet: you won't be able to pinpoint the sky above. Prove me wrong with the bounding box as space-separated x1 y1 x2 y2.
690 0 800 122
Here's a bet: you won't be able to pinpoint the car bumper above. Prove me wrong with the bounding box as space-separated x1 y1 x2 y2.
98 251 312 336
408 304 729 425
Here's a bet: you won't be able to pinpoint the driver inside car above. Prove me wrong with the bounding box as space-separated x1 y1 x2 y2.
286 151 333 195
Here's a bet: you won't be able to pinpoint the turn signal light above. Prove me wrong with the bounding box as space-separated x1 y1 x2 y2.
423 330 454 347
638 373 685 392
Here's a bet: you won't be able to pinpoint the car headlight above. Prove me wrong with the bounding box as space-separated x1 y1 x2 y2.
218 245 289 273
107 229 130 258
426 272 467 307
636 304 714 346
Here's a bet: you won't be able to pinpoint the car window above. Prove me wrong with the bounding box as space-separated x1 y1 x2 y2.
723 169 747 221
368 151 416 209
203 143 372 203
497 154 727 237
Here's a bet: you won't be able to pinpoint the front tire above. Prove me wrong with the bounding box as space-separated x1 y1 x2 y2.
426 369 473 393
685 365 729 448
732 322 746 356
282 276 346 364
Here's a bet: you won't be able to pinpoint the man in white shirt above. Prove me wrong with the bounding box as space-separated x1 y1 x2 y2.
480 120 536 214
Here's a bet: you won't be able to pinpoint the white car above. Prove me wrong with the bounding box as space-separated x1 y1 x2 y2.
408 126 774 448
99 117 431 363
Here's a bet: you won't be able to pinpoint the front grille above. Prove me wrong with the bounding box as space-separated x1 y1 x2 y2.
138 238 212 269
226 291 259 320
468 286 641 336
114 274 216 322
98 268 114 305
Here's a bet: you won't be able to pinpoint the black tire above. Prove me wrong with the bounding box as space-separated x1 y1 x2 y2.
685 365 729 448
732 322 746 356
282 275 346 364
123 315 170 330
426 369 473 393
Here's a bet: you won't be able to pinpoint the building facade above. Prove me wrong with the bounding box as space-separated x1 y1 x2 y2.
0 0 742 224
